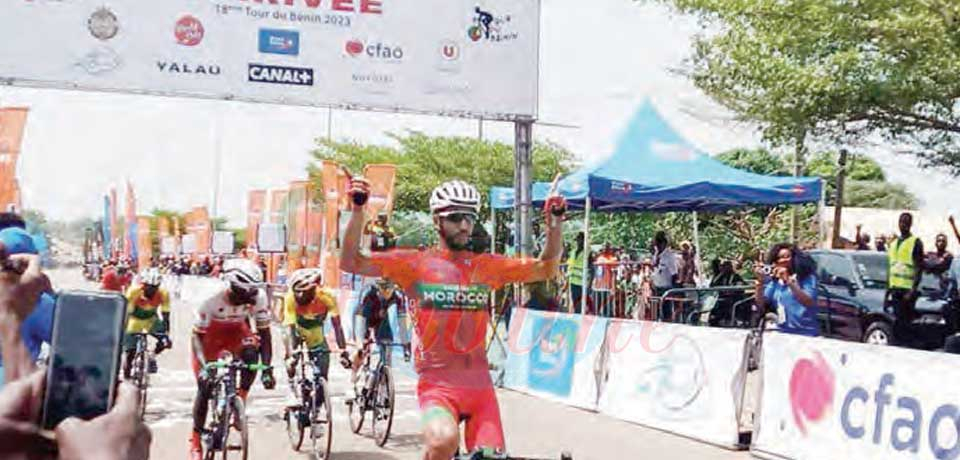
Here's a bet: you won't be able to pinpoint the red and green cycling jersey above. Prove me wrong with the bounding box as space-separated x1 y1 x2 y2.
368 248 559 376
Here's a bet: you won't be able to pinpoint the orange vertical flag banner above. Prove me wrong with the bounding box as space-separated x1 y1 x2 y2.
305 182 323 267
109 188 119 258
124 181 136 260
247 190 266 252
0 108 28 211
158 217 170 238
286 181 309 271
319 161 342 289
189 206 212 255
137 216 152 269
361 164 397 220
265 190 288 283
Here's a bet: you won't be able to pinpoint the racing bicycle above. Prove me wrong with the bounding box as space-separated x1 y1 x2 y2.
347 340 401 447
126 332 155 419
201 354 272 460
283 343 334 459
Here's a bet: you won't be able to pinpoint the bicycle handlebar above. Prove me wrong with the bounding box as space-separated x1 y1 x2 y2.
203 360 272 372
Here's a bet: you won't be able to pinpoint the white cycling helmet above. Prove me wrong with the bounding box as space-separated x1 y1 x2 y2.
221 258 264 288
429 180 481 215
289 268 322 292
139 268 162 287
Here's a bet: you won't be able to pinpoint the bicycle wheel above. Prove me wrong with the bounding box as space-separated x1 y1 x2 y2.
309 377 333 459
222 396 248 460
371 366 395 447
137 352 149 419
347 376 365 434
284 383 305 451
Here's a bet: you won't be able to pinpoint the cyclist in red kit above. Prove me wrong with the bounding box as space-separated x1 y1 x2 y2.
340 179 566 460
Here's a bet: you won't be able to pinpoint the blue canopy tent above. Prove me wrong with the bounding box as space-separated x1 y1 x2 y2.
489 101 823 311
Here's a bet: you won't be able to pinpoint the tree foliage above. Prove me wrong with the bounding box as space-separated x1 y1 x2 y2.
651 0 960 174
309 131 575 220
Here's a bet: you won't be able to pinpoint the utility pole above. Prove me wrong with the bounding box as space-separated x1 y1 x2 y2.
790 131 807 243
831 149 849 249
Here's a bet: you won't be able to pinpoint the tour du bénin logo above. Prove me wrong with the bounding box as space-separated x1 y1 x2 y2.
789 351 835 434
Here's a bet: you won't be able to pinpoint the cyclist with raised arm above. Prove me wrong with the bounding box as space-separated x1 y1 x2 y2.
340 179 566 460
279 268 350 404
348 278 410 399
122 268 172 379
188 259 275 460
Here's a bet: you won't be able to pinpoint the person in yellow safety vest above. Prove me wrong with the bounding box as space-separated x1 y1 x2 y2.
887 212 925 345
567 232 586 314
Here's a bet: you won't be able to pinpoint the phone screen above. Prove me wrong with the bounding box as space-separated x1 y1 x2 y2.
42 291 126 430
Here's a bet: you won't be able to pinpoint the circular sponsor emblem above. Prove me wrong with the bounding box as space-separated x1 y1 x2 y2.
440 42 460 61
88 7 119 41
175 15 204 46
467 26 483 42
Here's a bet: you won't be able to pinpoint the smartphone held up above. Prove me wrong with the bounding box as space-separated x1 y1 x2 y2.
41 291 127 430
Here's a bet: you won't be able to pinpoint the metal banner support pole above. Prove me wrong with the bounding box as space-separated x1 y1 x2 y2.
581 197 592 315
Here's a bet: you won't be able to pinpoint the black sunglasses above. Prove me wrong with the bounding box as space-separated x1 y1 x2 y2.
442 213 477 224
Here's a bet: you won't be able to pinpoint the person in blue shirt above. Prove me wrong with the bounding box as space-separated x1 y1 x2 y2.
0 226 54 388
753 243 820 337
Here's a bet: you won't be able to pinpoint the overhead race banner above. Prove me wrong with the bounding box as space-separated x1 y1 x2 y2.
753 333 960 460
0 0 540 120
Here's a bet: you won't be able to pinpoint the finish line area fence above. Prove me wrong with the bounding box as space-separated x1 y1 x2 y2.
488 308 960 459
174 275 960 459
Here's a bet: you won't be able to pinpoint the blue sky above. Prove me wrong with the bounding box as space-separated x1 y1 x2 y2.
0 1 949 225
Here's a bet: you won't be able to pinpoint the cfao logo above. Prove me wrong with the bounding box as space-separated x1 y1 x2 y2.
345 39 403 60
789 351 835 435
175 15 204 47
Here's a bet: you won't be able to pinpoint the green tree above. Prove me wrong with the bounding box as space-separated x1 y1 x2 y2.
651 0 960 175
309 132 575 220
806 151 919 208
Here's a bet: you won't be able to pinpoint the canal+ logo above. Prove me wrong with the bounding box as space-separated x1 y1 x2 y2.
788 352 960 458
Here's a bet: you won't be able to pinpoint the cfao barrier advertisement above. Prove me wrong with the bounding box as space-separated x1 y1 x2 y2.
597 321 750 448
503 309 610 411
752 333 960 460
0 0 540 120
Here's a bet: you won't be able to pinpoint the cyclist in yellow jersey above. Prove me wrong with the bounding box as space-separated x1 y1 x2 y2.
280 269 351 397
122 268 172 378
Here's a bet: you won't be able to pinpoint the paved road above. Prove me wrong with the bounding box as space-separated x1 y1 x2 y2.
49 268 752 460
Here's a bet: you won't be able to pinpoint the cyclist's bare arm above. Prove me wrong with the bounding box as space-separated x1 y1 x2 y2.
340 198 383 277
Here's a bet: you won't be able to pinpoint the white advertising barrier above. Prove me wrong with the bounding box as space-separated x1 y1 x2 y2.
257 223 286 253
503 308 610 411
212 231 235 254
752 333 960 460
0 0 539 120
160 236 178 255
181 234 198 254
598 321 750 448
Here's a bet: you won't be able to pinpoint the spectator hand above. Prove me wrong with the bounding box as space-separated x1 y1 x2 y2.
55 383 151 460
339 351 352 369
0 244 47 322
347 178 370 209
0 371 51 459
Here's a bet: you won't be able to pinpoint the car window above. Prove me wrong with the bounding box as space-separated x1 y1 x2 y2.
850 253 888 289
813 254 857 286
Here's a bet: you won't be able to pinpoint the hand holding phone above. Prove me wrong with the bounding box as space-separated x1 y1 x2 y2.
55 383 151 460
